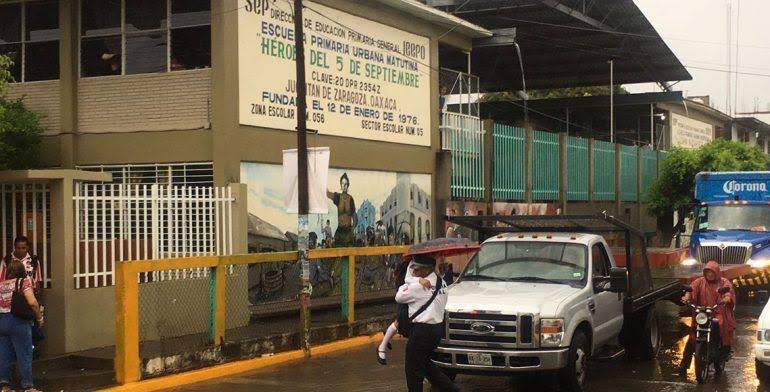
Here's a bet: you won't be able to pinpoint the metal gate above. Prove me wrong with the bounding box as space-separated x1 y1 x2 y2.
0 183 51 288
73 184 234 288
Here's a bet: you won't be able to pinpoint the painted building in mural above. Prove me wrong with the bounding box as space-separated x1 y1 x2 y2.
355 200 377 243
381 174 431 244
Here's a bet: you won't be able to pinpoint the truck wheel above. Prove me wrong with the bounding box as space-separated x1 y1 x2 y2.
757 360 770 384
560 331 590 392
622 307 660 360
635 307 661 360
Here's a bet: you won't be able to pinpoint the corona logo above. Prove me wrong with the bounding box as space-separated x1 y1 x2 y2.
723 180 767 194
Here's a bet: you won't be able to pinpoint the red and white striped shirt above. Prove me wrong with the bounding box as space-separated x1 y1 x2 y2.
0 253 42 290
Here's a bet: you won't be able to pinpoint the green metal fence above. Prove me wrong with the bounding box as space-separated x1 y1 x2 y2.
443 113 485 199
492 124 526 200
532 130 559 200
593 140 616 201
620 145 638 201
567 137 589 201
640 148 658 200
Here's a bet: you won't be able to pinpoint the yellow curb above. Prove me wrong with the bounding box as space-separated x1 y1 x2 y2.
101 334 383 392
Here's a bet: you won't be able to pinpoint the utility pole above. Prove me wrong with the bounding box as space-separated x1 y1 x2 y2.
293 0 311 358
609 59 614 143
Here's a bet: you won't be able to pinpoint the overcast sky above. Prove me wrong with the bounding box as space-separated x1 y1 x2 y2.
628 0 770 122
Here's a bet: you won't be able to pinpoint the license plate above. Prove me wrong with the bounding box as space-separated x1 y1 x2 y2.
467 353 493 366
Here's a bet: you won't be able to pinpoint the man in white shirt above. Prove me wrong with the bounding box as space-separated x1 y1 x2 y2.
395 255 458 392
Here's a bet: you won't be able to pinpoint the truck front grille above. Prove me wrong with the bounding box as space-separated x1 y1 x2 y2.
696 245 751 265
445 312 534 349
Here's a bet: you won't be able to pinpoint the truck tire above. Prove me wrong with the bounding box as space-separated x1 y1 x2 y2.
559 331 590 392
622 306 660 360
757 360 770 384
635 306 661 360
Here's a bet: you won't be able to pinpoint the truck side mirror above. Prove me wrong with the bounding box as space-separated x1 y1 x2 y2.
608 267 628 293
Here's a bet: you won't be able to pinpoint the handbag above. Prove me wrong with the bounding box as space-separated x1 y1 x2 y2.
11 279 35 321
397 278 442 338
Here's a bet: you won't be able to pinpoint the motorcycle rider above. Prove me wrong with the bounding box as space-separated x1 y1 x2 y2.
678 260 736 375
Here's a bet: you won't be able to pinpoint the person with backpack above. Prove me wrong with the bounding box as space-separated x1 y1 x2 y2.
377 258 431 365
0 260 43 392
0 237 44 351
394 254 457 392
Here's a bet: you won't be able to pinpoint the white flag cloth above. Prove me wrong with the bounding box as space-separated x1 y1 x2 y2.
282 147 330 214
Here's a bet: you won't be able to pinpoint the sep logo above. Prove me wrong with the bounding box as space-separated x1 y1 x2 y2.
245 0 272 15
723 180 767 194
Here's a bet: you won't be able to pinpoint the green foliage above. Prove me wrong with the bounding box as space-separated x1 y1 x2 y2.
646 139 770 218
0 55 42 170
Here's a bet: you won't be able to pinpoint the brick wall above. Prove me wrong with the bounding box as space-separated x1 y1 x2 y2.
77 69 211 133
6 81 61 136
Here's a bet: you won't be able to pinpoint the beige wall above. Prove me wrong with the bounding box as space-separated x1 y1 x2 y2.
77 69 211 134
6 81 62 135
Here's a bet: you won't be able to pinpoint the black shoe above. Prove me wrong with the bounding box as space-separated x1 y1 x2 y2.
377 350 387 365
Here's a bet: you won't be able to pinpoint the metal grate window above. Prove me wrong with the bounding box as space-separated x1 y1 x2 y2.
493 124 525 201
593 140 616 201
532 130 559 201
620 145 638 202
567 136 589 201
77 162 214 187
442 113 484 200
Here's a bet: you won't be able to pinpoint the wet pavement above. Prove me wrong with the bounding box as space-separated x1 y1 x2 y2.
168 303 769 392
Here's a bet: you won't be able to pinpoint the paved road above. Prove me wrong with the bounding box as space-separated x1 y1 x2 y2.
169 304 768 391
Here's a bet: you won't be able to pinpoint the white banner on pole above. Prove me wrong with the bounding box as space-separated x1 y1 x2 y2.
283 147 330 214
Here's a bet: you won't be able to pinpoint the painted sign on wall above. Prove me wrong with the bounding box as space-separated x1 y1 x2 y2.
238 0 431 146
670 112 714 149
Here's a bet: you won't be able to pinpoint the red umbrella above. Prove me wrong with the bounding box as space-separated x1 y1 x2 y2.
402 237 480 261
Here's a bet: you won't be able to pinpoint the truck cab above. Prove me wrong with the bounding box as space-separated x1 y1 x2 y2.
687 172 770 267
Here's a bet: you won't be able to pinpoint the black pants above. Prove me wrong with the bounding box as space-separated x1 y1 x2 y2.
405 323 458 392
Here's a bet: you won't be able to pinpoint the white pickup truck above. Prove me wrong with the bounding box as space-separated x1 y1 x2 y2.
435 215 683 392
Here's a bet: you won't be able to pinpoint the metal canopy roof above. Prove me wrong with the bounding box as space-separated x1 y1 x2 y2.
430 0 692 91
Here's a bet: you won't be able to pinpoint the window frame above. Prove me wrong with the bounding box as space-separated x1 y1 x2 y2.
1 0 60 83
78 0 210 78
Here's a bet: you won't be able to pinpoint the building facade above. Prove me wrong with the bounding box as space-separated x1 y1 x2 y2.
0 0 489 354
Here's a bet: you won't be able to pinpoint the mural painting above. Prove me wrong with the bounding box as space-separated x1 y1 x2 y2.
241 163 432 304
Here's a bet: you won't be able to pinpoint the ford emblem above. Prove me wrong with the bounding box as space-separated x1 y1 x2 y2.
470 322 495 334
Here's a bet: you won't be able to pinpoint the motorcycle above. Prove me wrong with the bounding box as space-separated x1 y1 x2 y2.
683 285 731 384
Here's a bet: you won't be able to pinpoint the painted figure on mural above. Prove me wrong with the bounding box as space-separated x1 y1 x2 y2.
327 173 358 247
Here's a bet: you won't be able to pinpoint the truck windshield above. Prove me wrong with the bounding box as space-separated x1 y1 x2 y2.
460 241 587 286
696 205 770 231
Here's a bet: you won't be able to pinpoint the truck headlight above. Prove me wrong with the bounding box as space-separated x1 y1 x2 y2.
681 258 698 266
695 312 709 326
540 319 564 347
748 259 770 269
